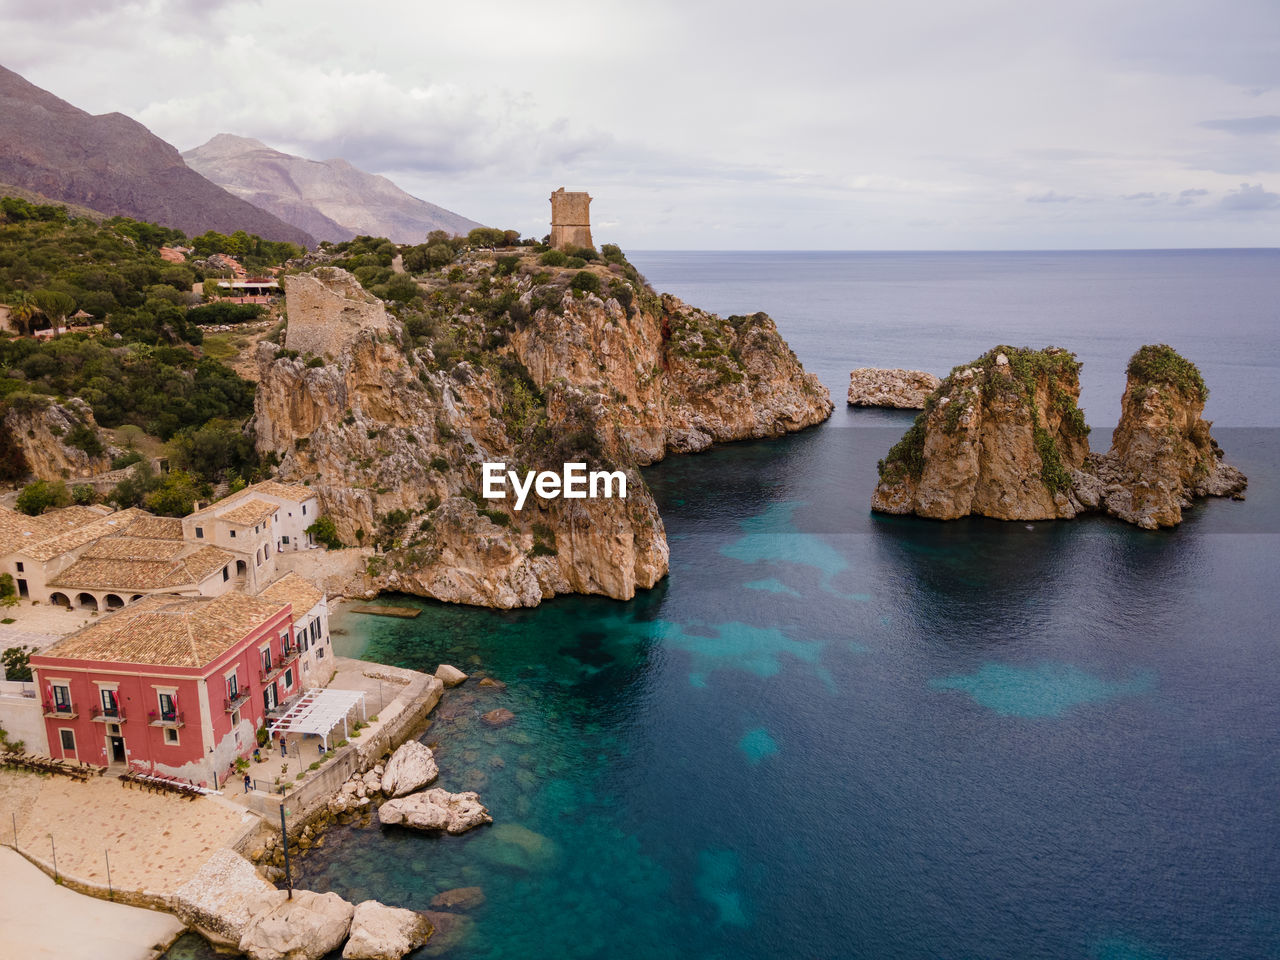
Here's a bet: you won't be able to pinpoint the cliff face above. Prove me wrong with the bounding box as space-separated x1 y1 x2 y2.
872 347 1091 520
847 368 941 409
1090 344 1247 528
254 257 829 607
871 343 1247 528
3 397 112 481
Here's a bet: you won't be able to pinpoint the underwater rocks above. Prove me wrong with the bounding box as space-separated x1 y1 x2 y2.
847 367 941 408
872 344 1247 528
379 741 439 797
434 664 468 687
429 887 486 911
376 788 493 835
481 708 516 727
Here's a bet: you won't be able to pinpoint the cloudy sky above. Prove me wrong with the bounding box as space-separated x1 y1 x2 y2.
4 0 1279 248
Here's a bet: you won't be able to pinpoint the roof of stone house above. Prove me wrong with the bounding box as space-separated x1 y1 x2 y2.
36 592 290 667
49 545 233 591
217 498 278 527
117 515 185 540
245 480 316 503
0 505 111 557
79 537 187 562
259 572 324 620
15 508 149 562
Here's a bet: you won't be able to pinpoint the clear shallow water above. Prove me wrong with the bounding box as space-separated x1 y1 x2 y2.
195 252 1280 960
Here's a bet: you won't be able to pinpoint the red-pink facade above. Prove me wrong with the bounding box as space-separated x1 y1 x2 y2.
31 605 299 786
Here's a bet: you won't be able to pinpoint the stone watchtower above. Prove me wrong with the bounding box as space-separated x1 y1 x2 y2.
549 188 593 250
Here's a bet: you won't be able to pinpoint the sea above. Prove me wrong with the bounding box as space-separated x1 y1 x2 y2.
169 250 1280 960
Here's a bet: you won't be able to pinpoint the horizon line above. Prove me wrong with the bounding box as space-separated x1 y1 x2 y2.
623 246 1280 254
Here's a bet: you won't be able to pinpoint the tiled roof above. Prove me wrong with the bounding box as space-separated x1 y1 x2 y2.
118 515 184 540
218 499 277 526
36 592 290 667
22 508 150 561
259 572 324 620
80 537 187 561
49 545 233 591
246 480 316 503
0 505 109 558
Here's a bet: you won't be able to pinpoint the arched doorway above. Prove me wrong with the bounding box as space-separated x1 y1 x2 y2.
130 595 143 603
104 594 124 610
49 592 71 609
75 592 98 611
235 560 247 585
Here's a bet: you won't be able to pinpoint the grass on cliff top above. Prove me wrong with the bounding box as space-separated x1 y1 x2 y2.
1126 343 1208 402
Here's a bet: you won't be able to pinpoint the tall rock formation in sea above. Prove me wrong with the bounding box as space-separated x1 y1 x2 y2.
253 254 831 608
183 134 483 244
871 343 1247 528
871 346 1092 520
0 65 313 246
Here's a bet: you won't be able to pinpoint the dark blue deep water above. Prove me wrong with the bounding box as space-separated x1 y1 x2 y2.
205 252 1280 960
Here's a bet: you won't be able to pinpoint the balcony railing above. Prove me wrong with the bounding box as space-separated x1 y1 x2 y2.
42 700 77 719
259 651 298 685
149 710 185 728
90 704 126 723
224 690 250 713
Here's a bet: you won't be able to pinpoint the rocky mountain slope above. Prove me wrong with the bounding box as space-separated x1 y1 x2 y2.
872 344 1246 527
184 134 482 244
0 66 313 246
253 252 831 607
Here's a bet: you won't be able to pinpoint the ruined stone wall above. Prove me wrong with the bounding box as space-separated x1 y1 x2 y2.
283 267 391 360
550 188 593 250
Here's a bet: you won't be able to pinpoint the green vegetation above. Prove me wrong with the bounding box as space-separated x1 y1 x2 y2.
189 230 302 272
877 413 927 482
186 302 265 326
1126 343 1208 402
1 643 34 682
16 479 69 515
306 516 344 549
539 249 568 267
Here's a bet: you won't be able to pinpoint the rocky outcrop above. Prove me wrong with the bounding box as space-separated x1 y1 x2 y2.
170 850 279 949
253 255 830 608
872 347 1092 520
283 268 393 360
1090 344 1247 528
238 889 356 960
872 344 1247 528
341 900 434 960
3 396 112 481
379 740 438 797
377 788 492 834
847 368 941 408
434 664 468 687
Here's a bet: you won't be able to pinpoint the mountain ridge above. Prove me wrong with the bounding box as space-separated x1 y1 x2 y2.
0 65 315 246
184 133 484 244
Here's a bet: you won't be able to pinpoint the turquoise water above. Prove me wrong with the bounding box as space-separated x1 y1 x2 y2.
171 251 1280 959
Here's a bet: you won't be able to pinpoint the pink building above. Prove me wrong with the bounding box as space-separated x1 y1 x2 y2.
29 592 302 787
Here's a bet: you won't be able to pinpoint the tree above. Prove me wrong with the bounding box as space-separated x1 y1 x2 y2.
306 516 343 549
33 289 76 333
16 479 70 515
143 470 204 517
1 644 34 681
6 291 42 336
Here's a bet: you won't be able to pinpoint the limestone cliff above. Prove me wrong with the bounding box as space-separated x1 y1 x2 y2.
2 396 112 482
872 347 1091 520
871 343 1247 528
1090 344 1247 529
254 255 830 607
847 368 941 409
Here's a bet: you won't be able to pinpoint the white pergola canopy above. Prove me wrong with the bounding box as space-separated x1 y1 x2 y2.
267 689 367 748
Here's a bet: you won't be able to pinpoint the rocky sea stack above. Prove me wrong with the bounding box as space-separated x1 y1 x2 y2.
253 250 831 607
847 367 941 408
871 343 1247 527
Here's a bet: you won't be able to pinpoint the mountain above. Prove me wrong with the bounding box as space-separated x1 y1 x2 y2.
0 65 314 247
183 134 483 244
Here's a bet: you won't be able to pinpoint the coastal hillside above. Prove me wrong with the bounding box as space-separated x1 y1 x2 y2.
0 66 313 247
253 244 832 607
184 134 483 244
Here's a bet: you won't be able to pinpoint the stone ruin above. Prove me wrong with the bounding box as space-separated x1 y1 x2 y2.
550 188 593 250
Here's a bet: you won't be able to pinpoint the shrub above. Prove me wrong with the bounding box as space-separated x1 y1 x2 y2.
307 516 344 549
70 484 96 506
111 450 144 470
1126 344 1208 402
494 255 521 276
570 271 601 295
539 250 568 267
16 479 69 515
564 256 587 269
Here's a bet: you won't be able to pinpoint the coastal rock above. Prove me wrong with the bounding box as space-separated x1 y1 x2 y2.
1090 344 1247 528
435 664 468 687
3 395 113 481
481 708 515 727
341 900 433 960
429 886 486 911
252 260 830 609
380 741 439 797
170 850 277 949
477 676 506 690
872 346 1091 520
847 368 941 408
377 788 492 834
238 889 355 960
417 911 474 957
